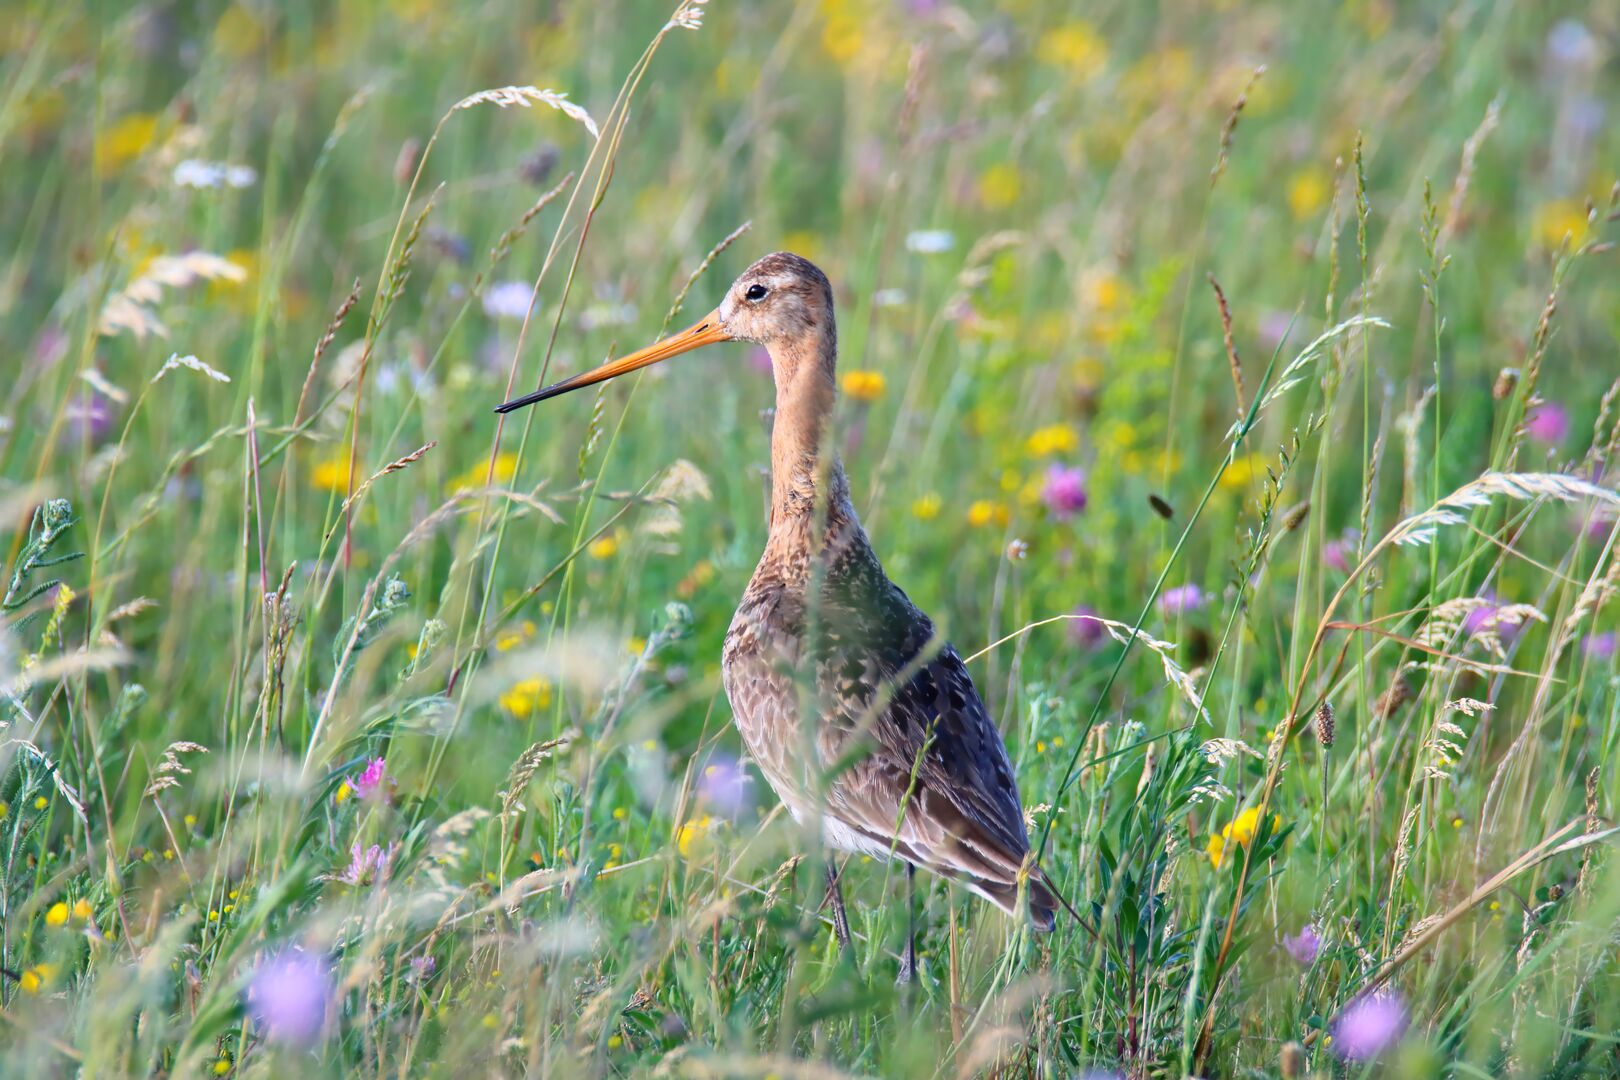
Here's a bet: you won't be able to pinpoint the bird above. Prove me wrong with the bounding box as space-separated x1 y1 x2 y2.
497 251 1061 978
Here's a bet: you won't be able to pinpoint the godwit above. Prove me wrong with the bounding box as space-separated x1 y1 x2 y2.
497 252 1060 977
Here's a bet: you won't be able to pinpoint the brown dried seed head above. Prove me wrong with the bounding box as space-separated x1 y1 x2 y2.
1375 674 1415 719
1493 366 1520 401
1314 701 1336 748
1281 500 1311 532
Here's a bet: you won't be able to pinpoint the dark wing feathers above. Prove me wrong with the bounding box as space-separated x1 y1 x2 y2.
808 543 1056 927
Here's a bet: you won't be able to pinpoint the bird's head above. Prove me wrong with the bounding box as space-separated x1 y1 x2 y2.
494 251 834 414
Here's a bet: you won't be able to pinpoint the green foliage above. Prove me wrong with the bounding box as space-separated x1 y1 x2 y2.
2 0 1620 1076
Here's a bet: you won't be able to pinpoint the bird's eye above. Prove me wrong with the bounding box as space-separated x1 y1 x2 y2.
744 283 768 302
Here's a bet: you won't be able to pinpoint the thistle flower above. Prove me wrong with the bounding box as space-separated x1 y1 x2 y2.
248 952 333 1045
1330 992 1408 1060
1282 924 1321 965
1322 534 1356 574
1068 605 1105 648
1040 465 1089 519
1158 584 1206 618
1524 401 1571 444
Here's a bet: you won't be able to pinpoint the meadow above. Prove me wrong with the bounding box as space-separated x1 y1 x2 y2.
2 0 1618 1075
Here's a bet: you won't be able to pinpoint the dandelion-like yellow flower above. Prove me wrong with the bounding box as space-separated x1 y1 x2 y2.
1025 424 1079 457
1533 198 1590 250
72 899 92 922
34 796 48 811
588 534 619 560
310 456 353 494
448 452 519 495
45 901 68 927
19 963 54 994
966 500 1008 528
1219 453 1266 491
676 814 714 858
334 781 353 804
840 369 886 402
978 164 1023 211
1287 168 1330 221
911 493 942 520
499 677 554 718
1035 22 1109 81
214 1055 234 1076
94 112 160 172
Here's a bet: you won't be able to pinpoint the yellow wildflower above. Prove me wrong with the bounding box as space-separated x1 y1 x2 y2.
1025 424 1079 457
1534 198 1590 250
310 456 353 494
1287 168 1330 221
840 369 886 402
334 781 353 804
612 807 628 821
978 164 1023 211
1226 807 1263 846
912 493 942 520
1207 806 1279 868
676 814 714 858
448 452 518 494
214 1055 234 1075
966 500 1008 528
499 677 554 718
588 534 619 560
1036 21 1108 81
1219 453 1267 491
19 964 54 994
45 901 68 927
71 899 92 922
94 112 160 172
34 796 47 811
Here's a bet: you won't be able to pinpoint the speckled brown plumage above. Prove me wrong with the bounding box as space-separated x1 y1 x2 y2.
718 252 1059 931
496 250 1059 933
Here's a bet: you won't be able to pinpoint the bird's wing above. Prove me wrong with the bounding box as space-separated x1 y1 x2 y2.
811 550 1032 877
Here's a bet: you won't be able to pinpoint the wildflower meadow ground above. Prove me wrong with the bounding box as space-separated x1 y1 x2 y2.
2 1 1619 1076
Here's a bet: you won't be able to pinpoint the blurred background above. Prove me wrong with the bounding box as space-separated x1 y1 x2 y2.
1 1 1618 1075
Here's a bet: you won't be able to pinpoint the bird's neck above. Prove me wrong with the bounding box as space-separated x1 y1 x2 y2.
764 331 857 554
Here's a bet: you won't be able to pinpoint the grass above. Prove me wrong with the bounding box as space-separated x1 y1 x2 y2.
2 0 1618 1075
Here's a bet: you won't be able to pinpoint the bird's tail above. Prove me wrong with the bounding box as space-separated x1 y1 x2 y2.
975 865 1078 933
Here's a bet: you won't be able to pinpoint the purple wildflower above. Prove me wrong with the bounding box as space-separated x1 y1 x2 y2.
1524 401 1570 444
1584 631 1616 662
698 755 754 819
338 842 392 886
1322 536 1355 574
1330 992 1408 1061
352 757 391 803
748 347 773 375
1282 924 1321 966
248 952 333 1045
1068 605 1106 648
1040 465 1089 519
1158 584 1206 618
408 955 437 982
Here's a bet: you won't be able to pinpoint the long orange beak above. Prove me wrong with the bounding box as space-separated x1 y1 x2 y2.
494 312 732 414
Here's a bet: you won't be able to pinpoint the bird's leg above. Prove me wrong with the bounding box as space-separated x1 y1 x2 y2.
822 860 852 951
897 862 919 986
